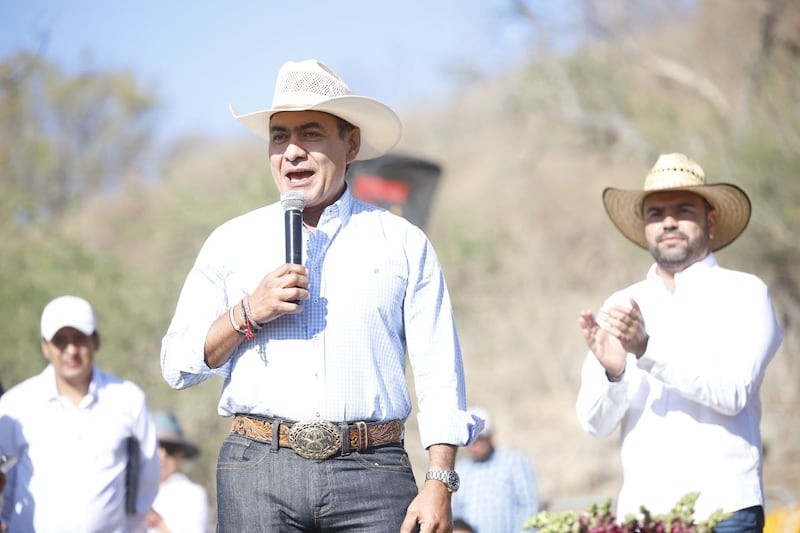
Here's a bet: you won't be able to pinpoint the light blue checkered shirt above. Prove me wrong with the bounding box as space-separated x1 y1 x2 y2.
452 447 540 533
161 189 479 448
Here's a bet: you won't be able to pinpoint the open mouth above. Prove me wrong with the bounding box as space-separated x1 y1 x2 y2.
286 171 314 183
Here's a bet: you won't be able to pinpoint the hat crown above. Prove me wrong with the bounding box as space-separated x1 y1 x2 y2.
272 59 352 109
40 295 97 341
153 411 184 438
644 153 706 191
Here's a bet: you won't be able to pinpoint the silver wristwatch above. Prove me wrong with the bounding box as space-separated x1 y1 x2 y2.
425 469 460 492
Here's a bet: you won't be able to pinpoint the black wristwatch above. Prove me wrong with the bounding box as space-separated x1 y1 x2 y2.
425 470 460 492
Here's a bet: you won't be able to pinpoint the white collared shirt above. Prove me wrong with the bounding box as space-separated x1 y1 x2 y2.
0 364 161 532
161 189 479 448
148 472 209 533
577 254 783 520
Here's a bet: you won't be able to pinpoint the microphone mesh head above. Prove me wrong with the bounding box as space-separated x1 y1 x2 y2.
280 191 306 211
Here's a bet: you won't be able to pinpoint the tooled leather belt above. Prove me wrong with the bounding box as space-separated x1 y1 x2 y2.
230 414 405 460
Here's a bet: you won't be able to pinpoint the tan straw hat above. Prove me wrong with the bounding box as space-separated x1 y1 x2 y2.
602 153 751 251
230 59 401 161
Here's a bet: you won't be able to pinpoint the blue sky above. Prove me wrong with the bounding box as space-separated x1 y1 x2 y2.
1 1 535 142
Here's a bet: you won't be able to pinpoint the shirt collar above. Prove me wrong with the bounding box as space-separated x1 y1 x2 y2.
41 364 102 407
317 186 353 228
646 252 718 285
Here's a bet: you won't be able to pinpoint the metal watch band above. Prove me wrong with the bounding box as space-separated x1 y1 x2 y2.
425 469 460 492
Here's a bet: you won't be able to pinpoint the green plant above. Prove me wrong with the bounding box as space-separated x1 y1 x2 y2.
523 492 731 533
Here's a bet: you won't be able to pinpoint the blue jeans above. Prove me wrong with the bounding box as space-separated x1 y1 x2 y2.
713 505 764 533
216 433 419 532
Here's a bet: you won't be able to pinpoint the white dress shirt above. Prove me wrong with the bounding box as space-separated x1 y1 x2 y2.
577 254 783 520
148 472 209 533
161 189 479 448
0 365 161 532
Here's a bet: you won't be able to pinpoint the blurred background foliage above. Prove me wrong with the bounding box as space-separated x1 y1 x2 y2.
1 0 798 520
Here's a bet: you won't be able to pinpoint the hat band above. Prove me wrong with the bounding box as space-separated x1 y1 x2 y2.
648 167 703 180
273 102 317 110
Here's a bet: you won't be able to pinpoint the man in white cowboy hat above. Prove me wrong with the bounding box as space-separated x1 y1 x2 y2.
161 59 481 532
0 295 161 533
146 411 209 533
576 153 783 531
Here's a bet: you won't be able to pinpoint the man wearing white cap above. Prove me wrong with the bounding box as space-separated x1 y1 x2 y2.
161 59 481 532
577 153 783 532
0 295 161 532
452 406 539 533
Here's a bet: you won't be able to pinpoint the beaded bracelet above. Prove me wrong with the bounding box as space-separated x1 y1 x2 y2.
241 296 262 330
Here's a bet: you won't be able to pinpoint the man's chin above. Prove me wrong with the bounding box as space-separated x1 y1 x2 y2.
59 366 92 380
654 248 692 268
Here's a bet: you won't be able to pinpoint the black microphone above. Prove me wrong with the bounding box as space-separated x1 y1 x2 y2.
281 191 305 264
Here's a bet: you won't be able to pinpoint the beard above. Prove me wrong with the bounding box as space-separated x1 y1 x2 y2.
649 231 708 272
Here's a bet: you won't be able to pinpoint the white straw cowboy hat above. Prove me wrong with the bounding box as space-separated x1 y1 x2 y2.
230 59 401 161
603 153 751 251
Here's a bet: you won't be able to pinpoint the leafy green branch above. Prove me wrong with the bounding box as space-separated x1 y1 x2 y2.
524 492 731 533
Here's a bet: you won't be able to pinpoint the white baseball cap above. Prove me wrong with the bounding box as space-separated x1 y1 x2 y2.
40 295 97 341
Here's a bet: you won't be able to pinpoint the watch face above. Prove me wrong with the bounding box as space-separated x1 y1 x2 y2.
447 471 460 492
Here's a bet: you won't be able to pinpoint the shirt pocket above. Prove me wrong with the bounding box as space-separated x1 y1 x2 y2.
343 257 408 307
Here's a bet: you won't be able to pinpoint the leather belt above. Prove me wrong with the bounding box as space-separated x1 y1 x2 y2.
230 414 404 460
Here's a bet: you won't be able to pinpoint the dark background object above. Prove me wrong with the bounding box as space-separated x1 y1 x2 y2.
346 153 442 230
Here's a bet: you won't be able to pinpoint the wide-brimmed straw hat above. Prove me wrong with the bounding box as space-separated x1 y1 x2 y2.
230 59 401 161
602 153 751 251
153 411 199 459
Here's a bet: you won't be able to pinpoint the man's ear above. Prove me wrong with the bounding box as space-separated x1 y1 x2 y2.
92 332 101 351
707 208 718 240
346 128 361 163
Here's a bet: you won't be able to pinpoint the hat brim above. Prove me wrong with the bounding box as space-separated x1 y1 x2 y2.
230 95 401 161
159 437 199 459
602 183 751 252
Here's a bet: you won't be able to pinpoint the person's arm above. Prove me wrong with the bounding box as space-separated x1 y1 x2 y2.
576 298 636 437
638 276 782 415
203 263 308 368
575 350 632 437
145 510 170 532
126 403 161 532
161 251 229 389
578 294 645 379
401 443 457 533
0 408 20 528
397 227 475 532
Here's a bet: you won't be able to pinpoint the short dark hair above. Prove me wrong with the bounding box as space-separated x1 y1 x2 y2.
335 116 356 139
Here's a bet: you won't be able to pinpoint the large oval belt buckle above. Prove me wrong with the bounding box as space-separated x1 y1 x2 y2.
288 420 342 460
